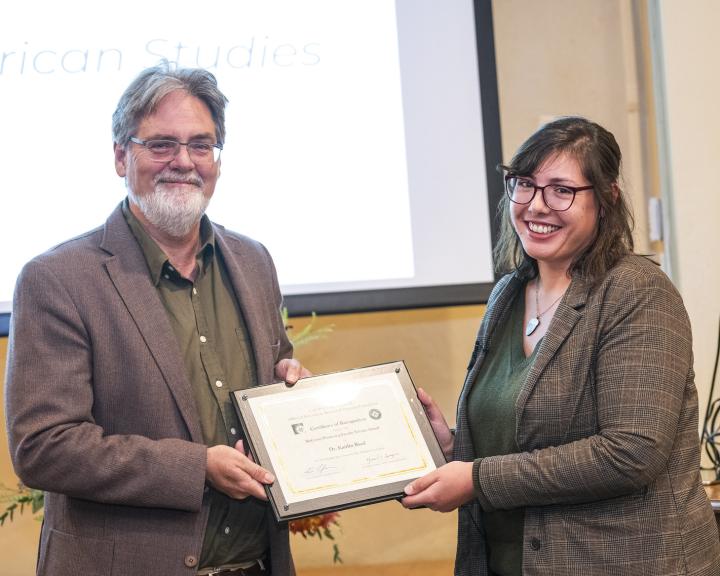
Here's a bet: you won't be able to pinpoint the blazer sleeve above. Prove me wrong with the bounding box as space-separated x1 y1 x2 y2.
473 263 694 511
5 258 208 512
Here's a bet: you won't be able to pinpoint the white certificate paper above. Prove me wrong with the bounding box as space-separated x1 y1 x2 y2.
232 361 446 520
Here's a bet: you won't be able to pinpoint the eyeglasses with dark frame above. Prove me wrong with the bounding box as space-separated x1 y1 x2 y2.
502 169 593 212
128 137 223 164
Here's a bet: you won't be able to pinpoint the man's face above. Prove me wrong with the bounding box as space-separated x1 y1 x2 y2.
114 90 221 238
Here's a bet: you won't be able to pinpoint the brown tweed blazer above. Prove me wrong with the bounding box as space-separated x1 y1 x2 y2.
453 255 720 575
5 204 295 576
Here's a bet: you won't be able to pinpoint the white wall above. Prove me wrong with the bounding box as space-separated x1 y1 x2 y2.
651 0 720 431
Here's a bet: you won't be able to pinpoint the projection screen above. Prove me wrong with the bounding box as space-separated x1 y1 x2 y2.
0 0 503 335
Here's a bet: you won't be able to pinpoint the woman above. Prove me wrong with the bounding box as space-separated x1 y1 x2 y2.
402 117 720 575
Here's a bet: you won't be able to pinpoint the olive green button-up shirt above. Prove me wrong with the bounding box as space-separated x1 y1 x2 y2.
122 201 268 568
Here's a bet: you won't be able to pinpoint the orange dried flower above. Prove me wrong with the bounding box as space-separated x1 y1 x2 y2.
289 512 342 563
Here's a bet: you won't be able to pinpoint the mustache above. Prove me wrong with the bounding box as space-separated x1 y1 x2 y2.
153 170 204 187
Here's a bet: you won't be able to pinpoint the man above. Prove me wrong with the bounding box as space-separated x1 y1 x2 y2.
5 63 308 575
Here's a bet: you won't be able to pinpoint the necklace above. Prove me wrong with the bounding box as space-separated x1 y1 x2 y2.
525 279 565 336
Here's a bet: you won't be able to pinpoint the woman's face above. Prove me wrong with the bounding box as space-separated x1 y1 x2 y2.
510 152 600 273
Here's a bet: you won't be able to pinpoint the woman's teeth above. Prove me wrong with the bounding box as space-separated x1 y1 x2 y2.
528 222 560 234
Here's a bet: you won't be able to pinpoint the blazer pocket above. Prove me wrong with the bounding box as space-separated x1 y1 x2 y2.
270 339 281 363
40 528 114 576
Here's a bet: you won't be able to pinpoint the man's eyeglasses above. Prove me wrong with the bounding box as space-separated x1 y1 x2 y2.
504 174 593 212
128 137 223 164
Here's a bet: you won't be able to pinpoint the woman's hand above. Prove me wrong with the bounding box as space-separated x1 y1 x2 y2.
400 461 475 512
417 387 454 460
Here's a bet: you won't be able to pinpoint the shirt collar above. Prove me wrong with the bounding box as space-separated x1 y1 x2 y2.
121 198 216 285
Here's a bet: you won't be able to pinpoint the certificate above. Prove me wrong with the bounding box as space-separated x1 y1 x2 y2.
231 361 446 521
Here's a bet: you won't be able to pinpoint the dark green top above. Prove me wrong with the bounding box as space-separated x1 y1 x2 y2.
467 289 539 576
122 201 268 568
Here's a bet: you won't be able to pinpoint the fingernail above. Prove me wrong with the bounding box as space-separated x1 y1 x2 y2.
265 473 275 484
404 483 414 495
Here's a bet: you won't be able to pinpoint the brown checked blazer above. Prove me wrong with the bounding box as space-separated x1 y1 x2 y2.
453 255 720 575
5 203 295 576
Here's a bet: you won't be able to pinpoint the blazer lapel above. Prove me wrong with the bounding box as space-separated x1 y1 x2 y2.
213 230 274 385
99 206 203 443
515 274 590 415
461 275 523 404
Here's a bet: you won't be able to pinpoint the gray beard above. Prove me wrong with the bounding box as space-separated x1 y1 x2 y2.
129 182 210 238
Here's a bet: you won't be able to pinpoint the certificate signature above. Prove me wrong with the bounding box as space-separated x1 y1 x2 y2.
303 462 339 479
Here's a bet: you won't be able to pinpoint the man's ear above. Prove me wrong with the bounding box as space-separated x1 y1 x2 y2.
611 182 620 202
114 142 127 177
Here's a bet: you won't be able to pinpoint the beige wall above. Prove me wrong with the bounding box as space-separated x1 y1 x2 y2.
288 306 485 567
5 0 717 572
1 305 484 573
652 0 720 437
492 0 720 426
492 0 651 254
1 338 43 576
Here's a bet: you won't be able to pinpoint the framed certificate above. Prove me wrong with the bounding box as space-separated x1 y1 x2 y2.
231 361 446 521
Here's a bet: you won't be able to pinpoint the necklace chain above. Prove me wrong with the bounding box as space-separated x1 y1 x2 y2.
526 278 566 337
534 279 565 320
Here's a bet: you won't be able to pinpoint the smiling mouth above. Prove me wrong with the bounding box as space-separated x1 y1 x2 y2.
155 170 204 188
160 179 201 186
528 221 560 234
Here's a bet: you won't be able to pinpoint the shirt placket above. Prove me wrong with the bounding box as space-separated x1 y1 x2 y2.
191 280 237 445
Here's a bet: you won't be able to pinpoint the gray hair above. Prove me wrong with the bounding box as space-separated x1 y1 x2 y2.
112 62 229 146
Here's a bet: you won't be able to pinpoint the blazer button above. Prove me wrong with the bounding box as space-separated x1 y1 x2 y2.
530 537 541 551
184 555 198 568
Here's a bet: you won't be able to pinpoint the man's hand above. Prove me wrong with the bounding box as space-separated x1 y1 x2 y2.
206 440 274 500
274 358 312 386
400 461 475 512
417 388 454 460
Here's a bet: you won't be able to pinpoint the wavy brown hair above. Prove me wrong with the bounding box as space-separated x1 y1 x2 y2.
493 116 634 281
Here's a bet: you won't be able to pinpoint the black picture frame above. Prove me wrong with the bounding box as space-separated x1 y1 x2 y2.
231 361 446 521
